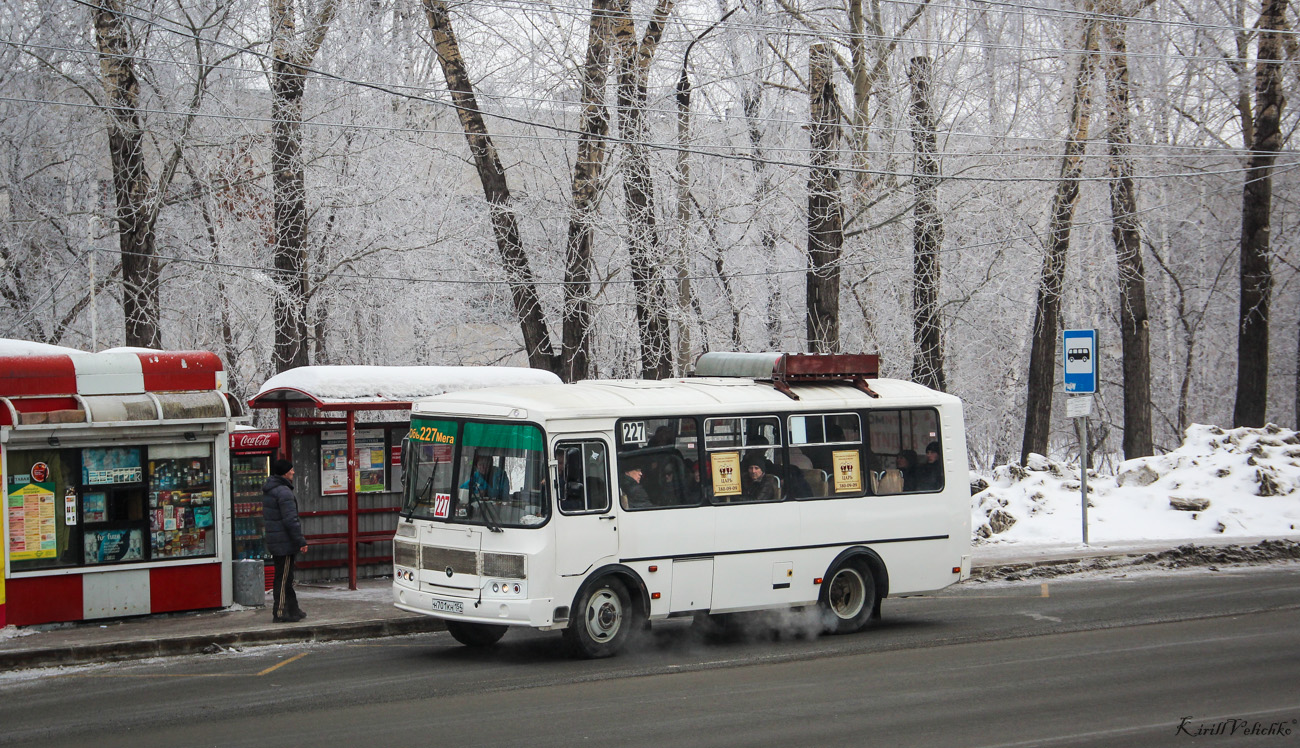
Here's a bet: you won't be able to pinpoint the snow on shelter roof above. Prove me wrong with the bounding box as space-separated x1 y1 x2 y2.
248 365 562 410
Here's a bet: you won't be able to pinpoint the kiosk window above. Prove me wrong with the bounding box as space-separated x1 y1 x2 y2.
5 450 79 572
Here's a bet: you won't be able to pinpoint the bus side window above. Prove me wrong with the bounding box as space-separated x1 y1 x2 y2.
788 412 862 498
866 408 944 494
556 442 610 513
616 417 702 509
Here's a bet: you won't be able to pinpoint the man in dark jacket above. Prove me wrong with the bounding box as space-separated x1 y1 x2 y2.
263 458 308 622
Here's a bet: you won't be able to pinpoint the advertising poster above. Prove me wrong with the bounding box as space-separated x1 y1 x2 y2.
711 452 742 497
832 450 863 493
83 492 107 523
6 478 57 560
320 432 348 495
83 448 144 485
84 527 144 564
321 430 388 495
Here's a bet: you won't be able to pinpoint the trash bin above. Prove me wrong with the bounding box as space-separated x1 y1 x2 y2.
233 559 266 607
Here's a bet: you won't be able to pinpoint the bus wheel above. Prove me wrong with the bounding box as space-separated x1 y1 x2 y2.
445 621 508 648
564 577 637 658
819 560 875 634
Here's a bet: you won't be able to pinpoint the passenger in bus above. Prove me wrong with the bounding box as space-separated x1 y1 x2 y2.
743 457 781 502
650 459 689 506
780 462 813 498
649 425 677 448
682 459 703 503
915 442 943 491
619 465 651 508
463 454 510 500
897 449 920 492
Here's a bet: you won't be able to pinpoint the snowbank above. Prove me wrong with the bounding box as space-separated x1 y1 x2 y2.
972 424 1300 545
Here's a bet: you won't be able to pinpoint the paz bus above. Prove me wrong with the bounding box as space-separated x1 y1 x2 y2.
393 352 971 658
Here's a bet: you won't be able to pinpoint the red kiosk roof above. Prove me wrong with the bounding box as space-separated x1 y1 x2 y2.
0 347 224 398
0 342 226 428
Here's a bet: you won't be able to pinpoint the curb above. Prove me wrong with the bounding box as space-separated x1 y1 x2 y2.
0 616 447 672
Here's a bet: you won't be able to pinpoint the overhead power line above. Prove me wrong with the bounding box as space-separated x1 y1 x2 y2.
1 36 1277 158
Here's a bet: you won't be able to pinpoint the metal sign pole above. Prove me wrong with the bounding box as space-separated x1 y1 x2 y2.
1063 328 1097 547
1080 416 1089 546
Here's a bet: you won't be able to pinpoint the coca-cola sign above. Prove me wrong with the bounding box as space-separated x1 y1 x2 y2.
230 431 279 450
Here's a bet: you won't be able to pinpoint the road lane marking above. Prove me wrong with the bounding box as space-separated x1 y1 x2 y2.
257 652 309 676
1020 611 1062 622
1041 583 1050 598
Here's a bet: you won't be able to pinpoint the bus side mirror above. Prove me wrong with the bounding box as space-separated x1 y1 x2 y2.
400 436 411 485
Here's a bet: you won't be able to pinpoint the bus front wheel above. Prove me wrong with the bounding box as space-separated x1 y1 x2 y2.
445 620 508 648
564 576 638 658
819 560 876 634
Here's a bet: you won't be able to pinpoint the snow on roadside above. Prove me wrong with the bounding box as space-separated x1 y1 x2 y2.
972 424 1300 545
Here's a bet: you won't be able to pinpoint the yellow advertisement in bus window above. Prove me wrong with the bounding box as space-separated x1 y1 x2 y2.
832 450 862 493
712 452 742 496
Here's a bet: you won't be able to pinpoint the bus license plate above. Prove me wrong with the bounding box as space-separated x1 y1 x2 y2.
431 598 463 614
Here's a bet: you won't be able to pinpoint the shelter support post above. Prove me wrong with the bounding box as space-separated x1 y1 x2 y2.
346 410 358 590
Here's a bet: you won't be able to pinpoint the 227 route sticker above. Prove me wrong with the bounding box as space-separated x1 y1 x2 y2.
433 492 451 518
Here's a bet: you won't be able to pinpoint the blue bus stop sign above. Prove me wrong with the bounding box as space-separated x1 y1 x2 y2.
1062 329 1097 393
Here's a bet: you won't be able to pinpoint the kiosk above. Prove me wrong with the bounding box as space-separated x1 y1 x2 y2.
0 341 234 626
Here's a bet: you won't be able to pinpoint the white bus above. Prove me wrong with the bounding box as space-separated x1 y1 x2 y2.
393 352 971 658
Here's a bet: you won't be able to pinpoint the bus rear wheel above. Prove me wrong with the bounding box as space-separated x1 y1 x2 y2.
564 576 637 658
820 560 876 634
445 621 508 648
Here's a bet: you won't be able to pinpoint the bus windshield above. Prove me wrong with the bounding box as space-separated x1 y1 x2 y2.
402 417 550 528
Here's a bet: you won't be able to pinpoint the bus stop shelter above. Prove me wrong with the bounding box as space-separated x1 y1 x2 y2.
248 365 560 588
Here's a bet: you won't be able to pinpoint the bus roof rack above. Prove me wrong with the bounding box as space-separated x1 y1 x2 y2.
691 352 880 401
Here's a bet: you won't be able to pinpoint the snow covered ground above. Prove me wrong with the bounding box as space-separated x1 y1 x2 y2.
972 424 1300 546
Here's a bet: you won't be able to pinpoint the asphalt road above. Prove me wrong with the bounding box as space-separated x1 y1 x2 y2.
2 564 1297 748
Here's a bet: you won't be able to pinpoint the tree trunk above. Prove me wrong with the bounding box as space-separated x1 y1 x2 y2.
1021 19 1098 464
93 0 160 349
847 0 871 193
423 0 557 373
561 0 619 382
806 44 843 354
615 0 675 379
908 56 945 392
672 7 734 372
674 68 696 373
269 0 336 372
1233 0 1286 428
744 88 783 351
1101 10 1153 458
270 1 310 372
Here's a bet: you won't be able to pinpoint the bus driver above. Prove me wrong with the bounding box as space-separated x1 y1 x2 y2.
463 454 510 500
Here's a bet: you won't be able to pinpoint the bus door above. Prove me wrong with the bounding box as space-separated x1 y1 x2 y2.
553 438 618 576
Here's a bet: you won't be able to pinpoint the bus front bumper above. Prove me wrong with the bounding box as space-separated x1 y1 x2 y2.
393 585 556 628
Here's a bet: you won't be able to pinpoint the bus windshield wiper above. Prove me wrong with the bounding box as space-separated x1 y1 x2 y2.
404 463 439 520
476 494 504 533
